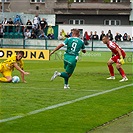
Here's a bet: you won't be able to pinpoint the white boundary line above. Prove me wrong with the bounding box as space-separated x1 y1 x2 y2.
0 83 132 123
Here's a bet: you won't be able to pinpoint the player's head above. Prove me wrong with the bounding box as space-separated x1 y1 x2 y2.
72 29 80 37
16 51 24 61
102 35 109 44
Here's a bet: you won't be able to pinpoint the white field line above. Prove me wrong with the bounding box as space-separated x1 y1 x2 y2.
0 83 132 123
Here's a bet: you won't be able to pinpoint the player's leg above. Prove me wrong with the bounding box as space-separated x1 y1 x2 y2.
50 67 70 89
107 58 115 79
60 72 70 89
59 61 72 89
50 60 67 81
62 62 76 89
50 60 75 89
61 56 76 88
0 70 12 82
0 76 12 82
116 63 128 82
51 55 76 89
50 71 61 81
111 54 128 82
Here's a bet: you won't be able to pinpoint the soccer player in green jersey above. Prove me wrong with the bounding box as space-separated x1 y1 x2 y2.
50 28 86 89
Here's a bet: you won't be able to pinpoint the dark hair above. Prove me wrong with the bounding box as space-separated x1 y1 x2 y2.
102 35 108 40
103 35 109 38
18 51 24 57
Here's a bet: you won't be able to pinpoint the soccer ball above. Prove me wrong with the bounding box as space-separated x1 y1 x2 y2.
12 76 20 83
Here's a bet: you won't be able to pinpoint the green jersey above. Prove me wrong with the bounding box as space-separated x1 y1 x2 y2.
63 37 85 56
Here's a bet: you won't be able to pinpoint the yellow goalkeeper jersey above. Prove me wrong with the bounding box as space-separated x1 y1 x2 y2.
2 54 24 71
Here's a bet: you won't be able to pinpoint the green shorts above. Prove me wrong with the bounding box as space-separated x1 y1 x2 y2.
64 54 77 74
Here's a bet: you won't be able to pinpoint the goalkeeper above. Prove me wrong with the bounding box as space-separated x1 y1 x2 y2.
0 51 29 83
102 35 128 82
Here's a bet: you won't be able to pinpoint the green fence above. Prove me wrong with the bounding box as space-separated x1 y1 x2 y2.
0 38 132 52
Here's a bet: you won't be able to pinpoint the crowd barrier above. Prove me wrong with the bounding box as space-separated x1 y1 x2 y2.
0 38 132 52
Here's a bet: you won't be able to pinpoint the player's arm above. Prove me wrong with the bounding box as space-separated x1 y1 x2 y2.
116 47 122 57
19 60 27 83
14 62 29 74
50 43 64 56
112 52 115 57
20 69 26 83
13 63 29 83
14 62 29 77
116 47 125 64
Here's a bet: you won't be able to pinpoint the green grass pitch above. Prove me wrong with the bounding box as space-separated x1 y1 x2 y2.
0 51 132 133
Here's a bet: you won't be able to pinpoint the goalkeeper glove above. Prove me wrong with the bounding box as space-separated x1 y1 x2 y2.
119 55 125 65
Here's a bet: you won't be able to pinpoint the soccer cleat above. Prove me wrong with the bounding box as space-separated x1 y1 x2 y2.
119 77 128 82
51 71 60 81
64 84 70 89
106 76 115 80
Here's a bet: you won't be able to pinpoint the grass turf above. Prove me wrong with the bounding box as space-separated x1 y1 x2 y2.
0 51 132 133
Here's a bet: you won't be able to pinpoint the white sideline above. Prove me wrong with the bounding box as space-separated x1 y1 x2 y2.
0 83 132 123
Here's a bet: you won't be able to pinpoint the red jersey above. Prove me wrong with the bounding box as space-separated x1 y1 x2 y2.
107 41 125 56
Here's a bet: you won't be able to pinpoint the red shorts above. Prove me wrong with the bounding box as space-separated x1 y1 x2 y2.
111 52 126 63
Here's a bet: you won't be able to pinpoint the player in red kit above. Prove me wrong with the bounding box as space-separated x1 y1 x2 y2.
102 36 128 82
